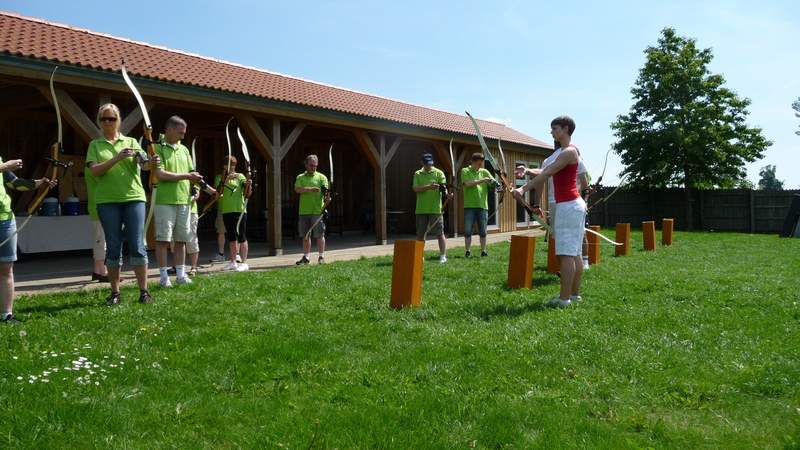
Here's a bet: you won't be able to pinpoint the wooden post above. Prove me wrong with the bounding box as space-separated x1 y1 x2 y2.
615 223 631 256
507 235 536 289
547 235 559 274
643 220 656 251
662 218 674 246
390 240 424 309
587 225 601 265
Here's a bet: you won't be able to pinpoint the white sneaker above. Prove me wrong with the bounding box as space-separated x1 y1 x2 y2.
235 254 242 263
236 263 249 272
223 262 238 271
211 253 226 262
570 295 582 303
583 263 590 270
548 297 572 308
159 277 172 288
439 255 447 264
176 276 192 285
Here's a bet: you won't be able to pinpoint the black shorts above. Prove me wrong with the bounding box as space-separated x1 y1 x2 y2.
222 212 247 243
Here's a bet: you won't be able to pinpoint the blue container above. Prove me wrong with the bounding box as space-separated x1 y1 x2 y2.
63 197 80 216
41 197 60 216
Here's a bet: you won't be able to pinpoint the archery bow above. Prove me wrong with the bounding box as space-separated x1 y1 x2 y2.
235 126 252 234
198 117 234 219
121 62 158 247
304 144 335 241
0 66 72 248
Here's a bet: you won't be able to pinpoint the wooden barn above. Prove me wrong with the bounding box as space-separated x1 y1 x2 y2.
0 12 552 256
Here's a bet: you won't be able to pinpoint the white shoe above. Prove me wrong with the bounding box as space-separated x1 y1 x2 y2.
439 255 447 264
570 295 582 303
176 276 192 285
223 262 238 271
548 297 572 308
236 263 249 272
159 277 172 288
211 253 226 262
235 254 242 263
583 263 590 270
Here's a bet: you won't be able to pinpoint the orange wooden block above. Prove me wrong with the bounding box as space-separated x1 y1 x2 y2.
662 218 674 246
615 223 631 256
643 221 656 251
547 235 560 274
507 235 536 289
390 240 424 309
587 225 601 265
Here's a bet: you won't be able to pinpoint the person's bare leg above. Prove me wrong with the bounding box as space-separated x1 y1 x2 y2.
239 241 248 262
108 267 121 293
570 255 583 296
559 255 575 300
93 259 107 276
190 252 199 270
0 263 14 317
316 236 325 256
438 233 447 256
155 241 169 269
480 236 487 252
133 265 148 290
464 235 472 253
217 232 225 255
173 242 186 269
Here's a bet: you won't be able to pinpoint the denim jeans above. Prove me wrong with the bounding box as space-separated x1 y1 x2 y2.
464 208 488 237
97 201 148 268
0 219 17 263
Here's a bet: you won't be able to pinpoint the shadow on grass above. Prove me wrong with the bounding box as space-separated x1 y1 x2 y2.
17 300 97 316
474 300 547 321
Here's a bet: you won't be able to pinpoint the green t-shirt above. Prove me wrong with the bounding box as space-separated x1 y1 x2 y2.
0 157 13 221
413 167 446 214
154 142 193 205
85 135 146 204
461 167 493 210
295 172 329 215
84 166 98 220
215 173 247 214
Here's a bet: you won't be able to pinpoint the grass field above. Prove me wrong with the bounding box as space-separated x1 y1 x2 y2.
1 231 799 449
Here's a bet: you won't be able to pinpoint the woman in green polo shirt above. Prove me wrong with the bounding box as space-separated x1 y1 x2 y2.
86 103 158 306
0 157 56 324
214 155 251 272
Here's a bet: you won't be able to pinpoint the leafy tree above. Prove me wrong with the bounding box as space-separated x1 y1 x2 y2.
793 97 800 136
611 28 771 228
758 165 784 190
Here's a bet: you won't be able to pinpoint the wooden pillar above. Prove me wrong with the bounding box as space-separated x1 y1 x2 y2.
390 240 424 309
615 223 631 256
662 218 674 246
643 220 656 251
507 235 536 289
547 235 559 274
587 225 601 265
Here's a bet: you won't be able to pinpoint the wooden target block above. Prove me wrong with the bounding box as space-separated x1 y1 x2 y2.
662 218 674 246
390 240 425 309
546 235 560 274
615 223 631 256
643 221 656 251
587 225 601 265
507 235 536 289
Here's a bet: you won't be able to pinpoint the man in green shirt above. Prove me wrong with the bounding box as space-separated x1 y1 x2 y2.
412 153 451 264
153 116 211 286
294 154 329 265
461 152 495 257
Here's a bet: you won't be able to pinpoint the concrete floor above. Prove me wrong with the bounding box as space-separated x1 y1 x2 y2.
14 229 545 295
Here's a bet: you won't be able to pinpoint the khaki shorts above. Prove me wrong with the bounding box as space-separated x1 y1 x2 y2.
416 214 443 240
298 214 325 239
215 212 226 234
92 219 106 261
185 213 199 254
155 204 191 243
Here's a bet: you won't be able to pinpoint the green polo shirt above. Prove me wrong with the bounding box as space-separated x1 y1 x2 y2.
461 167 493 210
214 173 246 214
85 135 146 204
295 171 329 215
154 141 193 205
413 167 446 214
0 158 13 221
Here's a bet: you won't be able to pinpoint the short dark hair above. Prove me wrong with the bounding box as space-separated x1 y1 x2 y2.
165 115 187 130
550 116 576 136
471 152 485 161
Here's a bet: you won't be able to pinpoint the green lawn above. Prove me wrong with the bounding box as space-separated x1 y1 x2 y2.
1 231 799 449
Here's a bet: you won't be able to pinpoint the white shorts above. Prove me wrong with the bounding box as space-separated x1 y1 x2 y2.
155 204 191 242
554 198 586 256
185 213 199 254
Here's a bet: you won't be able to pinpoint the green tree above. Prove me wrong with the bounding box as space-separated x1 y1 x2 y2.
793 97 800 136
611 28 771 228
758 165 784 190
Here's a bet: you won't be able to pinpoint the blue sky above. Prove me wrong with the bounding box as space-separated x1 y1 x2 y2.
4 0 799 187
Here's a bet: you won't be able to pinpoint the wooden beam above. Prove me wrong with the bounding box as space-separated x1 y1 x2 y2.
237 113 273 160
268 119 283 256
352 130 380 169
278 122 306 159
120 102 155 136
384 136 403 167
37 85 99 143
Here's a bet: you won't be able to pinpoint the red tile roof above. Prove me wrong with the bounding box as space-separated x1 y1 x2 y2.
0 11 551 150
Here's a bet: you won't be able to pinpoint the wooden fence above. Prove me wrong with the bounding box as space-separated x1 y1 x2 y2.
586 188 800 234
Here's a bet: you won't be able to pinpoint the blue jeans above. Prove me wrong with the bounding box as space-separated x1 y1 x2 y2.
0 219 17 263
97 201 148 268
464 208 488 237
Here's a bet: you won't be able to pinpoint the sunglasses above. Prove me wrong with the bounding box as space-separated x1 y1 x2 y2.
100 117 118 123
